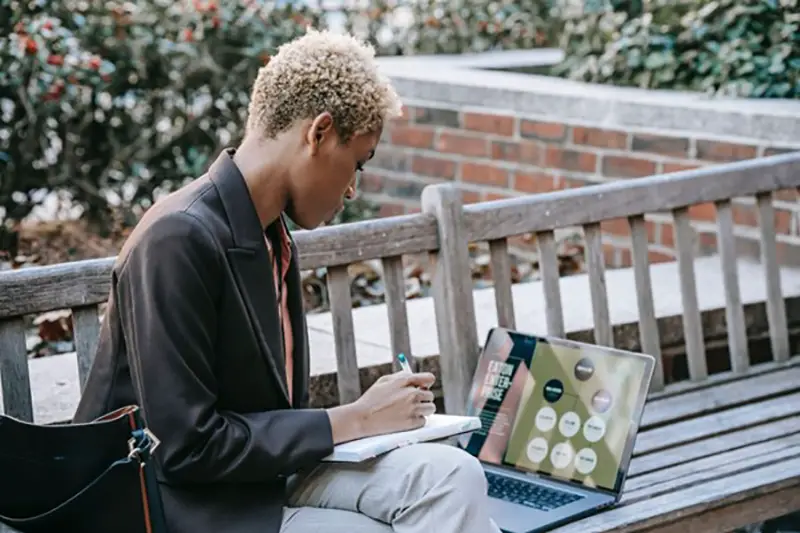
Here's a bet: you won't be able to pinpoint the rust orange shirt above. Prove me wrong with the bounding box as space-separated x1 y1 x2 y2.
265 221 294 404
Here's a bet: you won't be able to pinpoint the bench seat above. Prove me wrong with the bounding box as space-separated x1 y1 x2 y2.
552 356 800 533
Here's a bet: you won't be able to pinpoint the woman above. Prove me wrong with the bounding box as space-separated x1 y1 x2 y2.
72 29 501 533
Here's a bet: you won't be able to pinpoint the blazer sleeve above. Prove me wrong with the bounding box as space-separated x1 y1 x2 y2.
115 210 334 484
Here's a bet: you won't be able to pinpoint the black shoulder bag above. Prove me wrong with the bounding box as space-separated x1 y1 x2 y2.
0 350 168 533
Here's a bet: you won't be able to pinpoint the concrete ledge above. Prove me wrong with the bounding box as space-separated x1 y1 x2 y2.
10 255 800 423
376 50 800 146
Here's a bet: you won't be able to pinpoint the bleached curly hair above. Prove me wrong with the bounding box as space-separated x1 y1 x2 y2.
246 29 403 143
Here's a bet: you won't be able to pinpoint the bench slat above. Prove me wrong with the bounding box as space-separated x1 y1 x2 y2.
554 455 800 533
0 318 33 422
757 192 791 362
642 362 800 429
72 305 101 388
294 213 438 271
715 200 750 373
625 432 800 499
672 207 707 381
381 255 413 371
488 238 516 330
422 184 480 415
583 222 613 346
635 390 800 456
326 265 361 404
630 415 800 478
628 215 663 391
0 258 113 320
536 230 565 337
463 152 800 242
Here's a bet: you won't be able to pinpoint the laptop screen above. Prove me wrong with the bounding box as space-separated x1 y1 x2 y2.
459 327 653 493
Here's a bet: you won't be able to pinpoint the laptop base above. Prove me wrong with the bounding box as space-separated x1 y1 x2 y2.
483 465 616 533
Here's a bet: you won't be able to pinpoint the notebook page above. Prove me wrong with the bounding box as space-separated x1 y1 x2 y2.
323 414 481 462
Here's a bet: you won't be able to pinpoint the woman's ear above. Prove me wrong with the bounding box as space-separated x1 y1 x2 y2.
306 112 335 154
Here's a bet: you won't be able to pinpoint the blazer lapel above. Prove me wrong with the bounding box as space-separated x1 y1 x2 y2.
208 150 291 405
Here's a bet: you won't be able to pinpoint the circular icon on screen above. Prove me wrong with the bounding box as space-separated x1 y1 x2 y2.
558 411 581 438
583 415 607 443
550 442 574 470
526 438 549 464
543 379 564 403
591 389 613 413
574 358 595 381
535 406 557 432
575 448 598 475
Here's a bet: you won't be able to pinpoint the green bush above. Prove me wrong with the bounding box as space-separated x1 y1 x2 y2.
0 0 565 235
554 0 799 99
0 0 320 229
343 0 560 56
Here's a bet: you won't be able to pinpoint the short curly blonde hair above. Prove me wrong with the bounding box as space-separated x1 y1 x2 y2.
246 29 402 143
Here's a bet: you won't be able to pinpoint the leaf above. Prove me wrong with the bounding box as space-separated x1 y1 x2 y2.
644 51 668 69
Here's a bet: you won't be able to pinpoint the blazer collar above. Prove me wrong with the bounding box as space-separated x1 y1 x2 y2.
208 148 267 250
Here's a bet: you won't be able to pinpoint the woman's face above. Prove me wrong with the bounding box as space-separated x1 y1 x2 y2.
286 113 380 230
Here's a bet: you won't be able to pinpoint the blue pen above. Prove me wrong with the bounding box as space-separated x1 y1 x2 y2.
397 352 412 373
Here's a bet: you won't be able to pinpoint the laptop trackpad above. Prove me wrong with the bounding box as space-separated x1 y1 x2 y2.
489 496 549 533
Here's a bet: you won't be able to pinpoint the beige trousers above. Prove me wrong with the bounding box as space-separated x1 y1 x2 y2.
281 442 502 533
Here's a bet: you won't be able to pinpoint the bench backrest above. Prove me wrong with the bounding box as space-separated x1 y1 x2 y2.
0 214 441 421
0 152 797 420
426 152 798 412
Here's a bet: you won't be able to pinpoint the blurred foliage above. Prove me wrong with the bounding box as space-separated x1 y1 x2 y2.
1 0 798 238
554 0 800 98
0 0 321 230
342 0 559 55
0 0 564 233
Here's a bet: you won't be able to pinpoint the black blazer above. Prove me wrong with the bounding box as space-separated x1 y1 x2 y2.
72 149 334 533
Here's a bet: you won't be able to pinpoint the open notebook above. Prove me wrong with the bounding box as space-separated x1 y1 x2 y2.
322 414 482 463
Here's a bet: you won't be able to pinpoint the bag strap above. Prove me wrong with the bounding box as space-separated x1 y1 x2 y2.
118 300 168 532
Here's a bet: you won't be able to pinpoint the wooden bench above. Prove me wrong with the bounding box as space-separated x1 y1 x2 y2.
1 152 799 532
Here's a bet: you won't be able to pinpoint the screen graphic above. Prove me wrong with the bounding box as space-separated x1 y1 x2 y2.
460 329 649 492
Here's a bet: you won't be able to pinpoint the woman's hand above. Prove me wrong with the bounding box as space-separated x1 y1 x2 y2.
327 372 436 444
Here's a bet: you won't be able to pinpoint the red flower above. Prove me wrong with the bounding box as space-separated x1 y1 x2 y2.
183 28 193 41
47 54 64 66
88 56 102 70
42 20 53 30
23 37 38 55
44 83 63 101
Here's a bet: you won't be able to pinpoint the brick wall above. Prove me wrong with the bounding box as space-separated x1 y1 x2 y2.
361 102 800 268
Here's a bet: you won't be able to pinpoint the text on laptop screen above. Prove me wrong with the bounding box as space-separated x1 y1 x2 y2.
460 328 649 492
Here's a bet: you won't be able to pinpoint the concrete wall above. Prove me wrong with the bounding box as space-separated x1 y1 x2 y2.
363 52 800 267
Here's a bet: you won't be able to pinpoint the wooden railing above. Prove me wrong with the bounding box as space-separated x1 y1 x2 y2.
0 152 798 421
442 152 797 409
0 212 441 421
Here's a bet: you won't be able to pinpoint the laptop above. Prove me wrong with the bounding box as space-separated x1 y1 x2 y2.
457 326 655 533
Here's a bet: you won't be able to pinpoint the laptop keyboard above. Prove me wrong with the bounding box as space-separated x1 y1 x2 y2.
486 472 584 512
